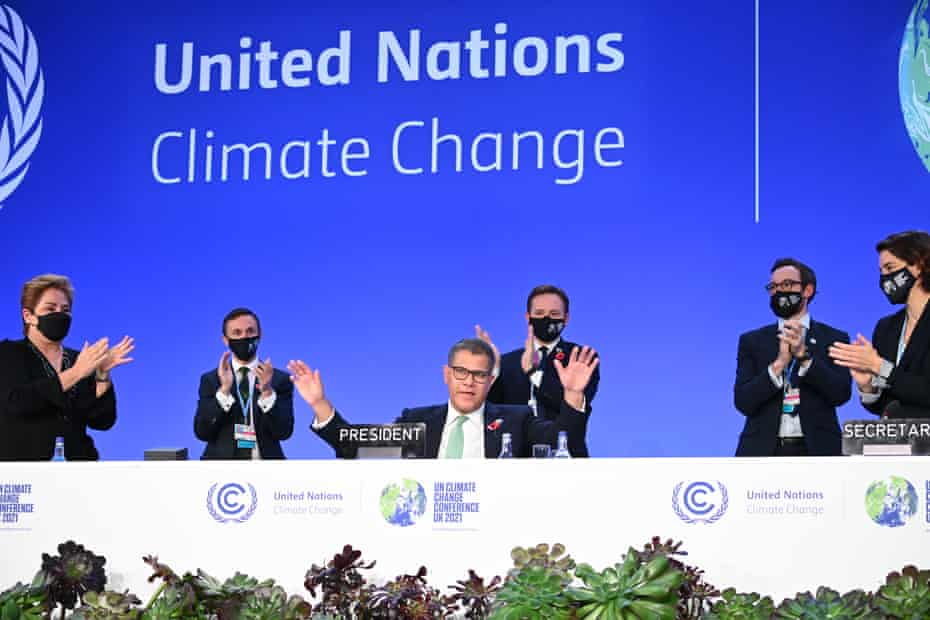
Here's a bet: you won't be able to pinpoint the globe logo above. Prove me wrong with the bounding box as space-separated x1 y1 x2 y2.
379 479 427 527
865 476 918 528
900 1 930 170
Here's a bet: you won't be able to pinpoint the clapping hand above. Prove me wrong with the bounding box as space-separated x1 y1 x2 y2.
217 351 234 394
780 320 806 359
97 336 135 378
73 338 110 379
256 358 274 397
829 334 883 390
554 345 599 411
287 360 333 423
474 324 500 378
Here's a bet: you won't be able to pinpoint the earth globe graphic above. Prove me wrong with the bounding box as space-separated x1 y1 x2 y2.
900 0 930 171
865 476 918 528
380 479 427 527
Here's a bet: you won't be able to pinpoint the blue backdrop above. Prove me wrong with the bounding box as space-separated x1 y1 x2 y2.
0 1 925 459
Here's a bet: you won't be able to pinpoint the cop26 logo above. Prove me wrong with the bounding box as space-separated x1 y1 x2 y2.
206 482 258 524
0 5 42 208
672 481 728 524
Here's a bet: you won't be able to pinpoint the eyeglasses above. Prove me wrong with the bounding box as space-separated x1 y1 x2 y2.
764 279 801 292
450 366 492 383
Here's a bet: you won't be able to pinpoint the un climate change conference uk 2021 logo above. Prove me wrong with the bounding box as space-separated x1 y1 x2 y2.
380 479 427 527
865 476 918 528
673 481 728 524
207 482 258 524
0 5 43 208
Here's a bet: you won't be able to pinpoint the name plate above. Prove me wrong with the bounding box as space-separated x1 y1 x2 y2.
337 423 427 459
842 419 930 456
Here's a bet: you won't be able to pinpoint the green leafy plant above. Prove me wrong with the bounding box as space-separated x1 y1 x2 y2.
509 543 575 585
775 587 878 620
70 590 142 619
567 547 684 620
40 540 107 612
238 584 312 620
634 536 718 619
0 573 47 620
489 565 575 620
304 544 375 617
447 569 502 619
705 588 775 620
873 565 930 620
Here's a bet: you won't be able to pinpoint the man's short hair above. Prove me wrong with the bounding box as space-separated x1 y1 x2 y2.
222 307 261 337
770 258 817 303
876 230 930 293
447 338 495 372
526 284 570 314
20 274 75 335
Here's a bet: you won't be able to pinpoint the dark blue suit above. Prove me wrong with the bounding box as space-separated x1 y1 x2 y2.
487 339 598 457
313 401 588 458
194 367 294 459
734 320 851 456
863 302 930 419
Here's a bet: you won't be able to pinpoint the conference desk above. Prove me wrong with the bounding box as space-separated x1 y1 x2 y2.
0 458 927 602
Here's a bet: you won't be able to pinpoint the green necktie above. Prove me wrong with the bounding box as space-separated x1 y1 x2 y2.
237 367 251 421
445 416 468 459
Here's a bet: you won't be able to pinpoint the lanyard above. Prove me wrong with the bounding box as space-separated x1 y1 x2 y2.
234 368 255 427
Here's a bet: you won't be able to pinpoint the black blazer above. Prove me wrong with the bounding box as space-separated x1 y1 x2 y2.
194 367 295 459
863 302 930 418
733 320 851 456
313 401 589 459
487 339 598 457
0 339 116 461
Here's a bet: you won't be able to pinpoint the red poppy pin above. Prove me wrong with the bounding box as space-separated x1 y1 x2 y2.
554 349 565 361
487 418 503 431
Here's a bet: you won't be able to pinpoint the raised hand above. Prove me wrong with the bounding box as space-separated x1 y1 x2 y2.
98 336 135 377
256 357 274 396
781 320 806 359
217 351 234 395
829 334 883 374
554 345 599 410
474 324 500 376
287 360 333 423
520 324 535 373
72 338 110 379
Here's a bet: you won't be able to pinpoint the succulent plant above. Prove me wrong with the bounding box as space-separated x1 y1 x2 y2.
361 566 450 619
305 544 375 616
509 543 576 586
567 547 683 620
775 587 878 620
705 588 775 620
0 573 47 620
634 537 718 619
70 590 142 619
40 540 107 611
489 565 575 620
873 565 930 619
447 569 503 619
239 584 312 620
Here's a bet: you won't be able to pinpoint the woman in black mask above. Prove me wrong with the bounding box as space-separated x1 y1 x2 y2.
0 274 134 460
830 231 930 418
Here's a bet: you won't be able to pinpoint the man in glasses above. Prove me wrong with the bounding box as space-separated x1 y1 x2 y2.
291 337 598 458
734 259 851 456
483 284 599 457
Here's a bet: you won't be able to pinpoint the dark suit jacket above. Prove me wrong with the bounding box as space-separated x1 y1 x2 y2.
487 339 598 457
734 320 851 456
0 339 116 461
863 302 930 418
194 367 294 459
313 401 588 459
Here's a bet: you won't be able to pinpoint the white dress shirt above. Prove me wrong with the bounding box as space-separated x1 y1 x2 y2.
437 401 486 459
767 314 811 439
215 357 276 459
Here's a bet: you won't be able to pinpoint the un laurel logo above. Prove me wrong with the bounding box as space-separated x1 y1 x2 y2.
672 481 728 525
0 5 42 208
206 482 258 524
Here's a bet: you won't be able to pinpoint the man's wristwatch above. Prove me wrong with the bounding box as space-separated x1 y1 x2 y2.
95 372 110 383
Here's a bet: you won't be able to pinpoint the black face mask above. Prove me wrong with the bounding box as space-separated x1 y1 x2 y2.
228 336 259 361
35 311 72 342
530 317 565 343
880 267 917 305
770 291 803 319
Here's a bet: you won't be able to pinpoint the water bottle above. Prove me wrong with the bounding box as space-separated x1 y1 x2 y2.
553 431 571 459
52 437 65 462
498 433 513 458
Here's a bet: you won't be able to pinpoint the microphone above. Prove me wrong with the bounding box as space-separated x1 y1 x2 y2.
883 400 901 419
